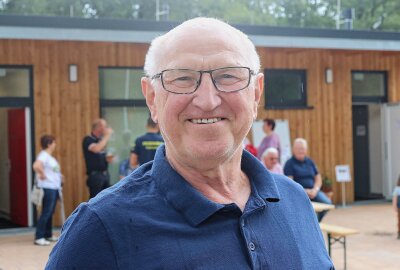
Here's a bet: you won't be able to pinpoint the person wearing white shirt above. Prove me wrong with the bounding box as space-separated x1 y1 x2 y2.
33 135 62 246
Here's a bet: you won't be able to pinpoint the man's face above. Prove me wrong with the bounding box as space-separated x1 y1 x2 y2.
97 120 107 136
142 24 263 166
263 152 278 170
293 142 307 160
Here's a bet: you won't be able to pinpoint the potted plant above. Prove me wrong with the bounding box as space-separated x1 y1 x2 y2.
322 176 334 200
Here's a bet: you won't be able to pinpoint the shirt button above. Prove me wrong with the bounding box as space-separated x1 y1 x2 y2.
248 242 256 251
240 220 245 227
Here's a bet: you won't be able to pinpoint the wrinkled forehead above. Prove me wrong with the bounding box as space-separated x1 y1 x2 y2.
158 24 250 70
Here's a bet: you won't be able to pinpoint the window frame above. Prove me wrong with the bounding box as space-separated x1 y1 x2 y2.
98 66 150 185
98 66 147 108
0 65 33 106
264 69 308 109
351 70 388 103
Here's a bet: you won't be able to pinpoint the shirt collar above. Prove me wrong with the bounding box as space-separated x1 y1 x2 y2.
241 148 281 203
151 145 280 226
292 156 307 163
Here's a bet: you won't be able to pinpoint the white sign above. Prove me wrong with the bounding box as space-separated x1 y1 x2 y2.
335 165 351 182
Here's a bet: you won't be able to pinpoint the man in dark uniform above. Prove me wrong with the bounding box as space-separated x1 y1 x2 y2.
129 117 163 167
82 118 113 198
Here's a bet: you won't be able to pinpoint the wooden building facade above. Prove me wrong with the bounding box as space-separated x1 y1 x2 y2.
1 15 400 227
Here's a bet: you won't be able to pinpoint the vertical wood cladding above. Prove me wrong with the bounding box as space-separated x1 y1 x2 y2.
1 39 400 223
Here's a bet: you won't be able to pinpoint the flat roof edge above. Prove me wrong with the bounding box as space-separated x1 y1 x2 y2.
2 14 400 41
2 26 400 52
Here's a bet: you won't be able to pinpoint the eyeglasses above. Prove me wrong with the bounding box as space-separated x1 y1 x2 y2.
151 66 256 94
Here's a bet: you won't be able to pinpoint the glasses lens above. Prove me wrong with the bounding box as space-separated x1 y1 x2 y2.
162 69 200 94
212 67 250 92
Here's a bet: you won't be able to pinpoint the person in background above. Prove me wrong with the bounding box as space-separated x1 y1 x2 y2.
118 158 135 180
33 135 62 246
262 147 283 174
82 119 114 198
284 138 332 221
243 137 258 157
46 18 333 269
257 118 281 160
392 175 400 239
129 117 164 167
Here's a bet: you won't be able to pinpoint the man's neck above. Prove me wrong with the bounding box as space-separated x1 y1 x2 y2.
167 149 251 211
147 127 159 133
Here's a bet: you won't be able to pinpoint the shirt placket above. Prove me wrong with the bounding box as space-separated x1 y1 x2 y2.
239 199 266 270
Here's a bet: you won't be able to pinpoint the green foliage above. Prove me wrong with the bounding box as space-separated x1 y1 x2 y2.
323 176 332 188
2 0 400 31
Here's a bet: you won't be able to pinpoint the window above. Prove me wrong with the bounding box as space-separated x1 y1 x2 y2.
0 67 30 98
264 69 307 109
0 66 33 108
352 71 387 102
99 67 150 184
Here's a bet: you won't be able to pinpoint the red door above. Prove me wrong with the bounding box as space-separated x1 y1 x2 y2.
8 108 28 226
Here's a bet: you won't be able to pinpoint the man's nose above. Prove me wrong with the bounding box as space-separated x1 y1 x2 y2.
192 73 222 111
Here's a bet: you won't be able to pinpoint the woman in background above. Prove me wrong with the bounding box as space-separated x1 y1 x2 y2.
33 135 62 246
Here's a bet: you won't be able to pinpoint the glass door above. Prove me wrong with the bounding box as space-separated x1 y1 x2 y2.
0 66 33 228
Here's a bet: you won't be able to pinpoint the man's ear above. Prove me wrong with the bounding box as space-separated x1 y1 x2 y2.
141 77 158 123
253 73 264 120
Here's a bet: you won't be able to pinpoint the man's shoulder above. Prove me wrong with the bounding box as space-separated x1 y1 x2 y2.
152 133 164 141
271 173 304 194
269 174 315 218
82 135 95 144
141 132 163 141
89 165 160 213
135 133 147 143
283 157 295 167
304 156 316 165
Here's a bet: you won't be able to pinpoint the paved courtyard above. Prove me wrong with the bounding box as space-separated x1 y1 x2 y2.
0 202 399 270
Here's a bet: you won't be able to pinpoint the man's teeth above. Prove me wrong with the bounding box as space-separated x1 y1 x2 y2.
191 118 222 124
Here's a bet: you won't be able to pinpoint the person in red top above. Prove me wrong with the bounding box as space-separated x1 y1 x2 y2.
243 137 258 157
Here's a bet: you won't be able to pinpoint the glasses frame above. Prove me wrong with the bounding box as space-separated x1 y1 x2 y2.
151 66 256 94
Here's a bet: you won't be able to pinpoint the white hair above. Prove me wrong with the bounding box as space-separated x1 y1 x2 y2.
262 147 279 159
143 17 261 77
293 138 308 148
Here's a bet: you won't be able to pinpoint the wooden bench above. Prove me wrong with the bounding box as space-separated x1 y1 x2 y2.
312 202 335 213
319 223 359 270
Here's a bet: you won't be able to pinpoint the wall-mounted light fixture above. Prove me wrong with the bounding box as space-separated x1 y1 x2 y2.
69 64 78 82
325 68 333 84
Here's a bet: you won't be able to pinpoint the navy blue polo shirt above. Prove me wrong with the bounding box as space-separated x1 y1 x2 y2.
47 145 333 269
131 132 164 165
283 156 319 189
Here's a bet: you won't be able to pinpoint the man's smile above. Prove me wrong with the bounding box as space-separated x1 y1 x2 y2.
189 117 224 124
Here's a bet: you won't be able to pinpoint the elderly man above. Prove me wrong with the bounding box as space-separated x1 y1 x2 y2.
46 18 333 269
284 138 333 221
262 147 283 174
